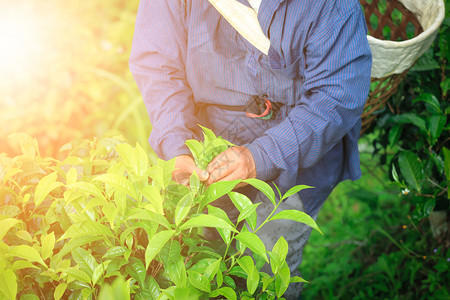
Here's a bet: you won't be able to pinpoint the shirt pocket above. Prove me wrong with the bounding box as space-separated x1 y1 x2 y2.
267 47 304 80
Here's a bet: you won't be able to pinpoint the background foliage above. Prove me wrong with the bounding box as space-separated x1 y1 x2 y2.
0 0 151 158
303 2 450 299
0 0 449 299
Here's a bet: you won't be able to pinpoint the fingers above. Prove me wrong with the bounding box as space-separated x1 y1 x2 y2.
172 155 209 186
172 146 256 187
193 167 210 182
205 146 256 186
206 149 235 185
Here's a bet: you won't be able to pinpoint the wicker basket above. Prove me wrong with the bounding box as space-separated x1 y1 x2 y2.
360 0 445 134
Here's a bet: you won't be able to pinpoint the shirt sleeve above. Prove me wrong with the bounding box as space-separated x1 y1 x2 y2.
129 0 198 160
246 7 372 182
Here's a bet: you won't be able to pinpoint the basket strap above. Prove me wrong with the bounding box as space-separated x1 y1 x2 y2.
208 0 270 55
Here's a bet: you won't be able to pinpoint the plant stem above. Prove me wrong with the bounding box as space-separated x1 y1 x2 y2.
222 230 237 261
253 200 283 234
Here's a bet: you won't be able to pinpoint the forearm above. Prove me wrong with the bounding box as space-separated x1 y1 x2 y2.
129 0 198 160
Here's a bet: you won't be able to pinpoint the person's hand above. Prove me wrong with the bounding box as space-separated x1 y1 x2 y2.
173 155 209 186
205 146 256 186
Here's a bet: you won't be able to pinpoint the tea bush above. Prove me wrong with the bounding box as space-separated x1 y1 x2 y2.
302 5 450 298
0 129 321 299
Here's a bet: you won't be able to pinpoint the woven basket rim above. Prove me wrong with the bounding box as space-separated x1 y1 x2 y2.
366 0 445 48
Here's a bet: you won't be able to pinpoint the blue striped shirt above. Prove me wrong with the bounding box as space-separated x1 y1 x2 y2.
129 0 372 215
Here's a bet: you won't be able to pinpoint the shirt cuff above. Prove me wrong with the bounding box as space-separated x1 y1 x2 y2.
159 133 193 161
245 139 279 182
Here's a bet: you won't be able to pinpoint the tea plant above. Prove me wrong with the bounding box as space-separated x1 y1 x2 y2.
369 11 449 225
0 129 320 299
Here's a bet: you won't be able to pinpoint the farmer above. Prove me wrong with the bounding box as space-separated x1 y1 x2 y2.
130 0 371 298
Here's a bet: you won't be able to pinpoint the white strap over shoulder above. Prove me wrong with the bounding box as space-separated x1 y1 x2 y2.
208 0 271 55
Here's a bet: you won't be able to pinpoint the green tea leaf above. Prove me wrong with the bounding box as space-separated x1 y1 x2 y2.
281 185 312 201
56 236 104 259
412 93 442 114
141 185 164 215
63 267 91 284
103 246 128 260
270 236 288 274
94 173 138 199
237 256 259 294
224 276 236 289
270 210 322 235
189 171 201 195
260 272 273 292
235 232 268 263
15 230 32 243
8 133 38 159
444 147 450 198
10 245 46 267
0 205 21 218
145 230 176 269
205 206 233 244
147 165 164 190
0 218 21 241
20 294 39 300
167 255 188 288
72 247 98 278
180 215 237 233
145 276 161 300
185 139 203 164
127 257 147 287
98 278 126 300
172 286 203 300
206 205 233 225
428 115 447 144
188 246 222 259
243 178 276 206
228 192 252 212
134 143 149 177
237 203 260 228
441 78 450 97
175 193 194 227
391 165 400 183
199 125 218 145
115 143 135 172
210 287 236 300
58 220 114 241
41 232 55 260
127 209 170 229
275 262 290 298
290 276 308 283
2 167 22 183
11 260 40 271
203 258 222 282
34 172 63 207
187 270 211 292
415 198 435 219
216 269 223 287
391 114 427 134
398 151 424 193
0 269 17 300
201 180 241 210
92 261 111 286
114 190 127 216
159 239 182 266
54 283 67 300
66 168 78 186
69 182 104 200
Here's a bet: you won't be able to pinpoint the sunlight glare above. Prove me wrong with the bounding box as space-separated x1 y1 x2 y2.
0 5 47 80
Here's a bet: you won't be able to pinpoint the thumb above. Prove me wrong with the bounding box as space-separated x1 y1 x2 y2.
194 168 209 182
